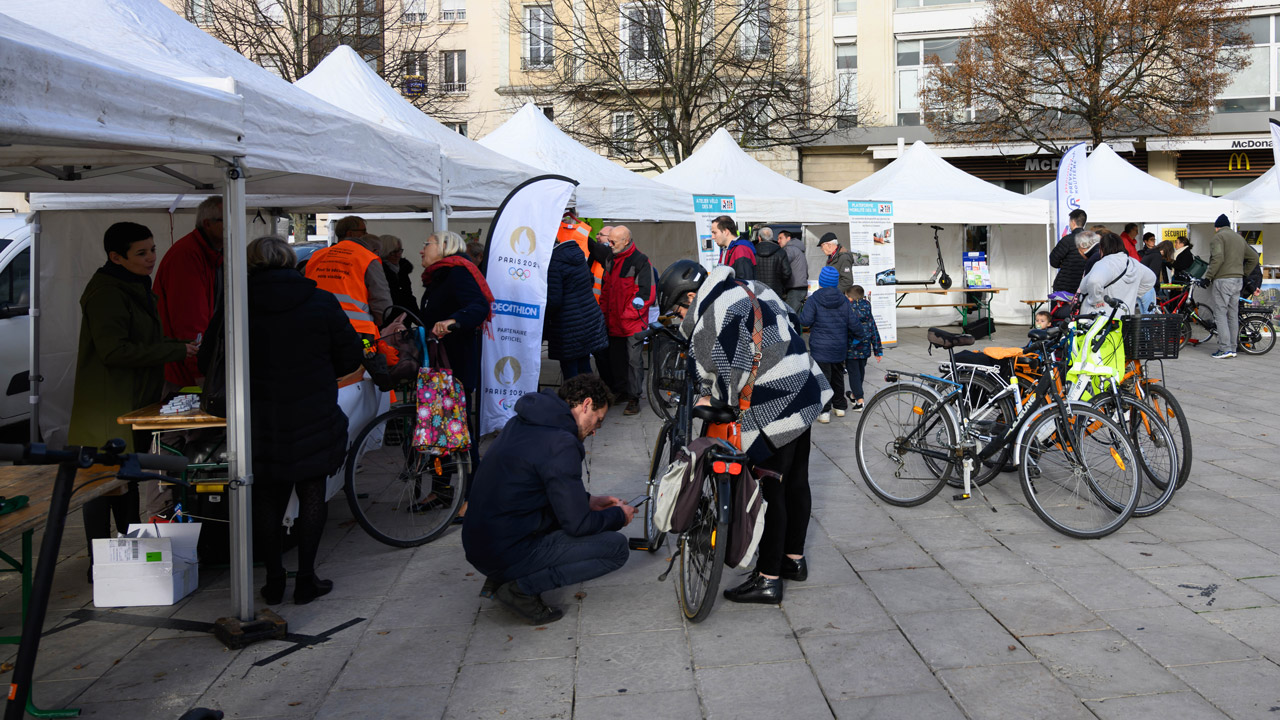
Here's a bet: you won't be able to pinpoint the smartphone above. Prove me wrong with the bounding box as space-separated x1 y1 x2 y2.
626 494 650 508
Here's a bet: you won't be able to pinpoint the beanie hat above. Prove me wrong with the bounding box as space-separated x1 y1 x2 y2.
817 231 840 248
1214 214 1231 228
819 266 840 288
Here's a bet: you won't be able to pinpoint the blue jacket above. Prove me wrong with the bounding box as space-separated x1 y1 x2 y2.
544 241 608 361
462 390 626 579
798 286 866 363
845 298 883 360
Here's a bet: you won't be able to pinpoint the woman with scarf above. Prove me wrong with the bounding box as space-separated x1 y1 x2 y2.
68 222 197 576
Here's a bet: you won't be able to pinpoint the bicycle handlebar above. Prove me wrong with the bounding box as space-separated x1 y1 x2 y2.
0 443 190 475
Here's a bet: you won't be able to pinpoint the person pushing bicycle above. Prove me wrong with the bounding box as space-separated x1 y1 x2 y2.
657 261 832 604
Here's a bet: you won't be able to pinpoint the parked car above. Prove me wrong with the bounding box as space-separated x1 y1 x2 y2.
0 216 32 431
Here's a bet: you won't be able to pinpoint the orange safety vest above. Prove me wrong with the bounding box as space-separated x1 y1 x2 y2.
304 240 381 337
559 220 604 305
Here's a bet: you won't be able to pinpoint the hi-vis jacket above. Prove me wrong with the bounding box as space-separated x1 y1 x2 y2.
559 219 604 305
304 239 388 336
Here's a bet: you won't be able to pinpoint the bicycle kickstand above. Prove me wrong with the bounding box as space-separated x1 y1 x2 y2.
953 456 974 501
657 546 681 582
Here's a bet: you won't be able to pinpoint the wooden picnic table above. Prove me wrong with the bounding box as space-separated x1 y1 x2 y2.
895 286 1007 337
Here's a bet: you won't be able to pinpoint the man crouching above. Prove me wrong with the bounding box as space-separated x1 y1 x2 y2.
462 374 635 624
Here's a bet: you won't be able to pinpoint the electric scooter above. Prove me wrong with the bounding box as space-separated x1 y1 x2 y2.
894 225 953 289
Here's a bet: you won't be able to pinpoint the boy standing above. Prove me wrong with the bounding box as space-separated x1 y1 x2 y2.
844 285 883 412
799 267 866 422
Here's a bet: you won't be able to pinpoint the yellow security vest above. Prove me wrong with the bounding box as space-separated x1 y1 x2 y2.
304 240 381 336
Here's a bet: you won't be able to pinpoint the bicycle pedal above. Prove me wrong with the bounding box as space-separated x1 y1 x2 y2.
952 493 971 501
627 538 650 552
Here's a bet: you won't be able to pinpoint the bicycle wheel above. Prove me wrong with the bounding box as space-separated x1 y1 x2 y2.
1139 383 1192 490
856 383 956 506
678 473 727 622
944 369 1016 489
1238 316 1276 355
344 405 470 547
1089 394 1178 517
647 335 683 421
1018 404 1139 538
1186 311 1215 347
642 427 671 553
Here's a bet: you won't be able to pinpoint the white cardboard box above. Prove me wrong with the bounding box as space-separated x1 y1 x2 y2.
91 523 201 607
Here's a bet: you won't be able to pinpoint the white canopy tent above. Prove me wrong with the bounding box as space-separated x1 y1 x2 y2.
1224 169 1280 266
838 141 1053 327
656 128 849 223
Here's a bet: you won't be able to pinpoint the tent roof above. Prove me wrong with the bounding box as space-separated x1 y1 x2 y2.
478 104 691 222
2 0 444 209
1028 143 1231 223
655 128 847 223
837 141 1051 225
1224 168 1277 223
296 46 538 211
0 13 244 180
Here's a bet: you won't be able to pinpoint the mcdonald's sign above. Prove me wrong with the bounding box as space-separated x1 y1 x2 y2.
1228 152 1252 171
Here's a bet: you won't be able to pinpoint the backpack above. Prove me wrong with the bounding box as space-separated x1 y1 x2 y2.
1186 255 1209 279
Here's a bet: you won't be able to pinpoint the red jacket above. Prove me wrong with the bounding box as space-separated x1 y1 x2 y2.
1120 232 1141 261
154 228 222 387
589 241 654 337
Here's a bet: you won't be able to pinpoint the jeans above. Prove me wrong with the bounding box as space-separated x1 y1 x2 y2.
608 334 644 400
845 358 868 401
819 362 846 411
1210 276 1243 354
501 530 630 596
559 357 593 379
784 288 807 313
1138 288 1157 314
755 429 812 576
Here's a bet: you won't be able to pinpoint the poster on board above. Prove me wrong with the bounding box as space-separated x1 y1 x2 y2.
693 195 737 271
964 252 992 289
848 200 896 344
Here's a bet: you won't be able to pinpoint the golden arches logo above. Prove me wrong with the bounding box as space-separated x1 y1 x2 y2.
1228 153 1251 172
494 356 522 385
510 226 537 255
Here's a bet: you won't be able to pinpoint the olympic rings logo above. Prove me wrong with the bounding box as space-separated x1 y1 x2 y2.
508 267 532 280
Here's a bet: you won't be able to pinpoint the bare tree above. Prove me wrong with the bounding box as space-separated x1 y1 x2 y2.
919 0 1253 153
510 0 853 171
188 0 464 118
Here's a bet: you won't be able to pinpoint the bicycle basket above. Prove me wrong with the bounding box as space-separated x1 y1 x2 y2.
1121 314 1182 360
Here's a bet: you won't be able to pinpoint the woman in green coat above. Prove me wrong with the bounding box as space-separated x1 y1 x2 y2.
68 222 196 571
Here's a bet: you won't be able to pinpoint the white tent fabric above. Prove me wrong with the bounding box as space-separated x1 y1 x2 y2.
1225 168 1278 223
296 46 539 210
1029 143 1233 223
655 128 848 223
837 141 1052 224
478 104 692 222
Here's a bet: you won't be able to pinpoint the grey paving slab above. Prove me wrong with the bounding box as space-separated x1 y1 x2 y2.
574 629 694 698
938 662 1095 720
335 625 470 690
799 630 942 702
831 530 938 572
688 605 802 667
896 514 1001 553
1125 508 1239 544
23 615 154 682
1171 659 1280 720
1240 574 1280 603
368 584 482 631
1134 564 1278 612
1040 561 1180 612
197 644 352 718
830 691 967 720
811 502 900 538
577 581 681 635
997 531 1112 568
956 499 1058 535
1178 538 1280 580
576 546 670 588
1101 605 1259 667
315 686 451 720
696 661 832 719
970 582 1108 637
933 545 1046 587
72 636 231 703
860 566 978 616
462 605 580 664
1086 529 1202 569
573 688 702 719
1021 629 1188 699
444 657 574 720
789 543 860 587
1202 605 1280 664
783 581 897 637
896 608 1033 670
1084 691 1230 720
68 693 205 720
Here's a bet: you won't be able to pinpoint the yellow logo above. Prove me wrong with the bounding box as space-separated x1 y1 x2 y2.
494 356 522 385
510 227 537 255
1228 152 1251 172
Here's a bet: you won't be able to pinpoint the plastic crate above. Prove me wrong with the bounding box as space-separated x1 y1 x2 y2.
1122 314 1182 360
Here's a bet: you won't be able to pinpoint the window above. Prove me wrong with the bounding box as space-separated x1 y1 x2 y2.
257 0 285 24
895 36 960 125
441 0 466 22
896 0 981 8
651 113 674 155
1218 15 1275 113
0 249 30 318
442 50 467 92
836 43 857 126
189 0 212 25
740 0 771 58
835 0 856 13
444 122 468 137
403 50 429 76
404 0 429 22
255 54 286 78
620 3 664 79
539 105 556 120
611 112 637 155
314 0 383 61
524 5 554 69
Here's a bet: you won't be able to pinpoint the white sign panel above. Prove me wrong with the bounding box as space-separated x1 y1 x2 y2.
847 200 896 345
692 195 737 271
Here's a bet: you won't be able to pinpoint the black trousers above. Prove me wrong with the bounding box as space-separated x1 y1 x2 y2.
254 475 328 580
819 362 847 411
754 429 812 576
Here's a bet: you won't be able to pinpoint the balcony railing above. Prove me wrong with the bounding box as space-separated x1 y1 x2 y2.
440 8 466 21
522 55 554 70
442 81 468 93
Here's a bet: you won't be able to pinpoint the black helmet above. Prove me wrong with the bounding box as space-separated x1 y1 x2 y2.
658 260 709 315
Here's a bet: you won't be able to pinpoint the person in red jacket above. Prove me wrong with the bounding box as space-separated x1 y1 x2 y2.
586 225 654 415
712 215 756 280
1120 223 1142 261
154 196 223 392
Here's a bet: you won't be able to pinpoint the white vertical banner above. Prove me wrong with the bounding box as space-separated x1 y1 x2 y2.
480 175 578 435
692 195 738 270
1270 119 1280 194
1055 142 1090 240
847 200 896 345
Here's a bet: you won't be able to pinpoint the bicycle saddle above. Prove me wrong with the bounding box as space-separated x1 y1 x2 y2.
927 328 975 349
693 405 738 423
1026 326 1063 343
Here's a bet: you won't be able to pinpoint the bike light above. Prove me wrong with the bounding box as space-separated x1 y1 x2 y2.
712 460 726 473
726 462 742 475
885 373 899 383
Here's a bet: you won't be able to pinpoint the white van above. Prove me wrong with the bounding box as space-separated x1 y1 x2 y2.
0 216 31 430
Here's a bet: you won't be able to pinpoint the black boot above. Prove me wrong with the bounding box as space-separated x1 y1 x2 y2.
293 575 333 605
261 571 286 605
780 556 808 582
494 581 564 625
723 571 784 604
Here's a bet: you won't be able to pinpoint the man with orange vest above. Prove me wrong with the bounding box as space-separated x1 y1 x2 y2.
558 212 604 306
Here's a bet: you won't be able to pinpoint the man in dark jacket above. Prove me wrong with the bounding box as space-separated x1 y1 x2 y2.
753 227 792 297
463 375 635 624
818 232 856 292
586 226 654 415
545 236 608 378
1050 208 1089 293
778 230 809 311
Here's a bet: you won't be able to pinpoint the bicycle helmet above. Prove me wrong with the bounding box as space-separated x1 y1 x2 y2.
657 260 709 315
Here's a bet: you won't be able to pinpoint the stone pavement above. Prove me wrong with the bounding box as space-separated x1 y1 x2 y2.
1 325 1279 719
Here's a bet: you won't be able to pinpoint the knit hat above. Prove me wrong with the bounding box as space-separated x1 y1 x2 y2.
817 232 840 248
1214 214 1231 228
819 266 840 288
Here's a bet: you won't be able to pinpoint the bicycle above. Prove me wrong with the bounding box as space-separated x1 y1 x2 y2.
646 320 686 421
855 304 1142 539
1158 281 1275 354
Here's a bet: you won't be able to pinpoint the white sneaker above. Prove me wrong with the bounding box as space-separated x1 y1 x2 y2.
818 412 831 424
834 409 846 418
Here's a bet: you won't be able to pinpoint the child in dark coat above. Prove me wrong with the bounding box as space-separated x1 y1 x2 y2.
844 285 883 411
799 266 866 422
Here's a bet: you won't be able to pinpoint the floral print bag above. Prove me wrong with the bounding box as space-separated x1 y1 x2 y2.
412 339 471 454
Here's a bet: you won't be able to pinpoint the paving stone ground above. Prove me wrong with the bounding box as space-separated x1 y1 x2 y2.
2 324 1279 719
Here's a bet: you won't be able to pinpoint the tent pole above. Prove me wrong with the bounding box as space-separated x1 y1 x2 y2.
433 195 448 233
27 213 40 444
222 160 255 622
1045 222 1053 298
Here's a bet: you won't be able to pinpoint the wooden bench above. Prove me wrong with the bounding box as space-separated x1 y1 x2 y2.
898 302 977 311
1022 299 1048 314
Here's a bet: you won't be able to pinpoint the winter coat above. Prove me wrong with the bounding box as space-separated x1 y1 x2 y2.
824 250 856 293
199 268 363 481
1119 232 1142 261
588 240 654 337
782 241 808 289
753 240 792 297
798 286 867 364
420 261 489 393
680 266 832 463
1138 247 1167 285
385 257 416 313
1206 227 1257 281
1049 228 1089 293
1077 254 1156 315
154 228 222 387
845 298 884 360
68 265 189 452
462 390 626 578
1169 245 1194 278
545 240 608 361
720 237 757 281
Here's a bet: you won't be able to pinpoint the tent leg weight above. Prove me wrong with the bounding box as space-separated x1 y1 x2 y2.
213 610 287 650
963 319 994 340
